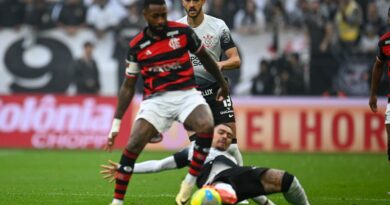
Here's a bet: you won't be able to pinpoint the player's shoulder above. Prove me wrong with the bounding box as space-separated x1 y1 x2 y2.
129 30 146 48
204 14 228 28
379 31 390 43
168 21 190 29
176 16 188 24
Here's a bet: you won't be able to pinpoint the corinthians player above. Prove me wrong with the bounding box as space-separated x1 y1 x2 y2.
174 1 243 204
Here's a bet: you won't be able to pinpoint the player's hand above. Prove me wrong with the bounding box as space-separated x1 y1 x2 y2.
100 160 119 183
216 83 229 102
104 119 121 152
104 131 118 152
369 95 378 113
216 62 223 71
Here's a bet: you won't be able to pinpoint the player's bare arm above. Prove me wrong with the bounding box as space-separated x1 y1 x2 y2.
105 77 138 152
195 47 229 101
218 47 241 71
369 58 384 113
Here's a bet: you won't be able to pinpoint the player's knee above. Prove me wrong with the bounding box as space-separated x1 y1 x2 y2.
261 169 285 193
194 119 214 134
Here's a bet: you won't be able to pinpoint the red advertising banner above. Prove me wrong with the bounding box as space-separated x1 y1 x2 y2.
233 97 387 152
0 95 387 152
0 95 132 149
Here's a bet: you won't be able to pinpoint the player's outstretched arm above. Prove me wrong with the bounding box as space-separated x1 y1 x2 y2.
105 77 137 152
195 47 229 101
100 156 179 182
134 156 178 173
369 58 384 113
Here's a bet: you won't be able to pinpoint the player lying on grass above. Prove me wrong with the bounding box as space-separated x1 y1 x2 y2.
101 124 310 205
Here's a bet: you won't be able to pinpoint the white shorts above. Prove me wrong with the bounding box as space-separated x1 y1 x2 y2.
135 88 208 133
385 104 390 124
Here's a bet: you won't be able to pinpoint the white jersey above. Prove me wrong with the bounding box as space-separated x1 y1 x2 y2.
187 145 237 165
177 15 236 87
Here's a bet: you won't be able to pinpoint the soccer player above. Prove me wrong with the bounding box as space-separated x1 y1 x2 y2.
101 124 310 205
149 1 244 202
105 0 229 204
369 6 390 163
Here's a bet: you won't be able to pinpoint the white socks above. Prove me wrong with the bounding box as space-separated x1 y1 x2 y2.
252 195 276 205
111 199 123 205
283 177 310 205
183 173 196 185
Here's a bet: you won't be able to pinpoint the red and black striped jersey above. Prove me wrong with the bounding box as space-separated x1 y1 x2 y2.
377 31 390 97
377 31 390 67
125 21 204 98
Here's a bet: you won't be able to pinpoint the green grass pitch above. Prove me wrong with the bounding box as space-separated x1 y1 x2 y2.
0 150 389 205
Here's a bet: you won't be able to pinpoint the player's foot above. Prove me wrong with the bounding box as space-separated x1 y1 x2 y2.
238 200 249 204
175 180 194 205
149 133 163 143
109 199 123 205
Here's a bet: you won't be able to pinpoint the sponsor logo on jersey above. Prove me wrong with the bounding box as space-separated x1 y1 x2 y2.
221 29 231 44
190 56 203 66
202 89 213 97
148 62 182 72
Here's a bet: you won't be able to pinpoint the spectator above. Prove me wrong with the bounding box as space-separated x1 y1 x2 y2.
55 0 87 35
251 59 274 95
364 1 385 36
23 0 54 48
113 0 145 92
0 0 25 30
208 0 239 29
72 42 101 94
334 0 363 55
304 0 337 95
86 0 126 38
234 0 265 35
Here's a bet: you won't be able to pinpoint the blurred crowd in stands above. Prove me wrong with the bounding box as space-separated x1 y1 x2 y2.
0 0 389 96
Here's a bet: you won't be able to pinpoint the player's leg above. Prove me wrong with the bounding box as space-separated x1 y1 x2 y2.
111 119 158 205
260 169 310 205
386 124 390 163
176 104 214 205
385 104 390 163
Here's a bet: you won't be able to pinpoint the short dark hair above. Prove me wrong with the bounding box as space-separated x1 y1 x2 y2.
144 0 166 9
83 41 94 48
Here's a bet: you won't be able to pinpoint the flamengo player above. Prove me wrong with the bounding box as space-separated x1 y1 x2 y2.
369 6 390 163
104 0 229 205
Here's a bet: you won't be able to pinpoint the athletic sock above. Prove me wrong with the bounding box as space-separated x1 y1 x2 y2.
113 149 139 200
188 132 213 177
252 195 275 205
111 198 123 205
282 173 310 205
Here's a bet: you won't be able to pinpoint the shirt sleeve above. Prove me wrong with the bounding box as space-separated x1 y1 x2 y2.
186 27 203 54
125 48 140 77
219 23 236 51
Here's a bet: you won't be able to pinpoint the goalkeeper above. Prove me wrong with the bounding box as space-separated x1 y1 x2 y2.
101 124 310 205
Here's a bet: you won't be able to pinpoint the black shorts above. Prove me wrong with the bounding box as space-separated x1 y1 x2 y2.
211 166 269 202
198 82 235 125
